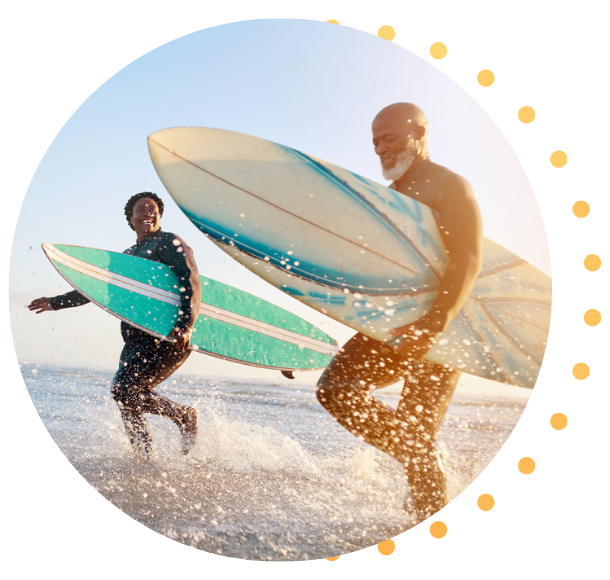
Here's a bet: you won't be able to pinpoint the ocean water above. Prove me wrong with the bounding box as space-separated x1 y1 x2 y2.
21 363 528 561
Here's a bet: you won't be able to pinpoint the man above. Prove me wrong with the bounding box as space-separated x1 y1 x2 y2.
316 103 483 522
28 192 202 458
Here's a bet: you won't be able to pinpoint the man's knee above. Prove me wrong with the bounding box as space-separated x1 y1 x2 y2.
316 371 336 406
316 379 361 413
315 384 330 409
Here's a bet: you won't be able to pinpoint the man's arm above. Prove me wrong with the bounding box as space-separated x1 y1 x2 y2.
391 175 482 355
426 175 483 331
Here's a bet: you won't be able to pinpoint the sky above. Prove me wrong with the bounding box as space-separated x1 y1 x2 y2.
9 19 547 392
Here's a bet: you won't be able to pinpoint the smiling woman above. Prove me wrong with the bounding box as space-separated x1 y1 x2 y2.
27 191 202 457
126 192 164 238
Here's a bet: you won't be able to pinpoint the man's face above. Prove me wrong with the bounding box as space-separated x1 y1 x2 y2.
131 197 161 237
372 114 418 181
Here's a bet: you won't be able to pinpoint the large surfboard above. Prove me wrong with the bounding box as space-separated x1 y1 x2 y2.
42 243 338 371
147 127 551 388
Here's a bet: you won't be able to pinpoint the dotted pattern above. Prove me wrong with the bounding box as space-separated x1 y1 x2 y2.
477 70 495 87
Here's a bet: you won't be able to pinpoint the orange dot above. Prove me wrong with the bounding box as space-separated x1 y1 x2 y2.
584 254 601 271
573 200 590 217
378 539 395 555
430 521 447 538
377 24 398 42
518 457 535 474
518 106 535 123
584 309 601 326
550 413 568 430
572 363 590 380
550 150 568 168
477 494 495 511
430 42 447 59
326 20 339 25
477 70 494 87
326 555 340 561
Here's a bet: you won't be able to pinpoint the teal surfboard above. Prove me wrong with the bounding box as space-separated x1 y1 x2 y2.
148 127 551 388
42 243 338 371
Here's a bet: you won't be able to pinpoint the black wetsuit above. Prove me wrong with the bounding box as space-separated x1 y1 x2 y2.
50 229 201 454
316 158 482 521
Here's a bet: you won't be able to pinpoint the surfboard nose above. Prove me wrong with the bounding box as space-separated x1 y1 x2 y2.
41 243 55 257
148 127 209 153
147 128 175 160
147 127 174 147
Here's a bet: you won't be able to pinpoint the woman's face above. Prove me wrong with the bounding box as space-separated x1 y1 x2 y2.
130 197 161 238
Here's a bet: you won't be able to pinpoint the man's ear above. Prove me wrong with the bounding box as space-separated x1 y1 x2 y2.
414 125 427 141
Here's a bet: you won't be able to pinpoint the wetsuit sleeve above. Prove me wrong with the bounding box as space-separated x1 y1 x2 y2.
157 236 201 333
49 290 90 310
429 175 483 329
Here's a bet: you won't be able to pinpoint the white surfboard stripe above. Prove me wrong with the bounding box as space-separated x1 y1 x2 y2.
45 244 183 304
44 244 338 357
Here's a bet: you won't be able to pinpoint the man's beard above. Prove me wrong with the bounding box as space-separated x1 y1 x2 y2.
381 142 417 181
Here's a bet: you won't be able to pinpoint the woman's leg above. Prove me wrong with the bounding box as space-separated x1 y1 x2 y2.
111 338 192 454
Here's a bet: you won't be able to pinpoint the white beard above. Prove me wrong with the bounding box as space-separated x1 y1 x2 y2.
381 142 416 181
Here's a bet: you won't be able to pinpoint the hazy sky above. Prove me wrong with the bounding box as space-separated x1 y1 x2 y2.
9 19 548 390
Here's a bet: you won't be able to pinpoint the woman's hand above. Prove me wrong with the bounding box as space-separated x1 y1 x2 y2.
28 297 53 314
169 326 191 350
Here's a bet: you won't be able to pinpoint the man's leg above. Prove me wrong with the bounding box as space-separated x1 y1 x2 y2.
316 333 459 520
394 360 460 520
316 333 415 462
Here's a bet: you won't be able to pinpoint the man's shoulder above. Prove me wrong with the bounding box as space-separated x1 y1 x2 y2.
396 159 477 215
424 160 473 196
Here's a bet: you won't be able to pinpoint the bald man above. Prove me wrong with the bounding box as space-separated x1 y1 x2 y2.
316 103 483 523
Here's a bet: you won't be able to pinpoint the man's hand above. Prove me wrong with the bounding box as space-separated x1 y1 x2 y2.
169 327 191 350
389 315 445 358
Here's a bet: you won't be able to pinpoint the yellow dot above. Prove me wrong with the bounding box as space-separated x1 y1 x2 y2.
326 555 340 561
430 42 447 59
573 200 590 217
550 150 568 168
477 70 494 87
572 362 590 380
584 254 601 271
326 20 339 25
378 539 395 555
584 309 601 326
430 521 447 538
550 413 568 430
518 106 535 123
378 25 395 41
518 457 535 474
477 494 495 511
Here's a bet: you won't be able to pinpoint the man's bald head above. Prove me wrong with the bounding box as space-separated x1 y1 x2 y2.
372 103 429 183
372 103 428 131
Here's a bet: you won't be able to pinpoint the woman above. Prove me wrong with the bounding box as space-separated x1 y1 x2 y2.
28 192 202 457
